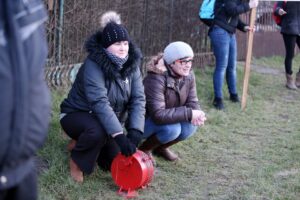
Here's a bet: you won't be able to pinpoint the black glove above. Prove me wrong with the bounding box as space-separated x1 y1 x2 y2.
114 134 136 157
127 129 143 147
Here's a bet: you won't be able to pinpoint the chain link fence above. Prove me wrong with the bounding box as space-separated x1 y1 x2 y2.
44 0 279 88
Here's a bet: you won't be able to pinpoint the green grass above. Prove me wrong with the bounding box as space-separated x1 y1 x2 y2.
39 56 300 200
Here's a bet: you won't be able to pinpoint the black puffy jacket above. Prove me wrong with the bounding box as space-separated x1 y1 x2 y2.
214 0 250 33
275 1 300 35
60 32 145 135
0 0 51 189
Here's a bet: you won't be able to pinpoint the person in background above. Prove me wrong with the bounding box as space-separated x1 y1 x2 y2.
0 1 51 200
209 0 259 110
139 41 206 162
60 11 145 183
275 1 300 90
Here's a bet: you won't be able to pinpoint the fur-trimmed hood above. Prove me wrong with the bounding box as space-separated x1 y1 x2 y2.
145 53 167 75
85 31 142 79
146 53 185 79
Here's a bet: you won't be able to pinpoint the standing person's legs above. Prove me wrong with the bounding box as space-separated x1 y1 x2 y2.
283 34 296 75
209 26 230 109
0 169 37 200
226 34 239 102
283 34 297 89
60 112 109 179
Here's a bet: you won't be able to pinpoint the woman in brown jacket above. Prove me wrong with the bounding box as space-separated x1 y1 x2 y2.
139 41 206 162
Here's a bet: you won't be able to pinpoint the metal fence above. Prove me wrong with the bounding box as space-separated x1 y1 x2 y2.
44 0 282 88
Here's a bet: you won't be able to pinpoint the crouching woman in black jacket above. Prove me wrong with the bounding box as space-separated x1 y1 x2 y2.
60 11 145 183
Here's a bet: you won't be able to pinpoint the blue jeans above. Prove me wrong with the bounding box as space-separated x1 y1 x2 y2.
209 26 237 98
143 118 198 144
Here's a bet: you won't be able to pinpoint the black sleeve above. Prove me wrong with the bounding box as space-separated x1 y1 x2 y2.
237 17 247 32
274 1 285 16
223 0 250 16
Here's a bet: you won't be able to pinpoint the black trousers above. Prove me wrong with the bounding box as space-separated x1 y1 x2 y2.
282 33 300 75
0 170 37 200
60 112 120 174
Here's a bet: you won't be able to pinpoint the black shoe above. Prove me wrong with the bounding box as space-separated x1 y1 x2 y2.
230 93 240 103
213 97 224 110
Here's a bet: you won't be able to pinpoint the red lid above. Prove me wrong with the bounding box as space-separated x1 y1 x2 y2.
111 150 154 190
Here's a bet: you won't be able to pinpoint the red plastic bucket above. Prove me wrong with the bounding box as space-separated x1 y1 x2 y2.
111 150 154 194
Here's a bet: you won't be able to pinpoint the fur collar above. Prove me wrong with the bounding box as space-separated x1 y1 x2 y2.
146 53 167 74
146 53 182 79
85 31 142 80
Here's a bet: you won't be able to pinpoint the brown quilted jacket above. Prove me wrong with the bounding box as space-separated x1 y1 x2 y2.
143 54 201 125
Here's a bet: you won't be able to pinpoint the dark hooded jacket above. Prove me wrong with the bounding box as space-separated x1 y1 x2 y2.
213 0 250 33
143 55 200 125
60 31 145 135
0 0 50 189
275 1 300 35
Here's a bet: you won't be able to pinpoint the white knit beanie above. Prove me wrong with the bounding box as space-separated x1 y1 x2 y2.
163 41 194 64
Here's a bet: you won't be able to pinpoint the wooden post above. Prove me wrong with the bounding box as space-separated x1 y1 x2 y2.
241 8 257 110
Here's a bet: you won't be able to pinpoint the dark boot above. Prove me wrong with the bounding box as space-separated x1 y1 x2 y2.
139 135 162 165
139 134 162 151
213 97 224 110
229 93 240 103
153 140 180 161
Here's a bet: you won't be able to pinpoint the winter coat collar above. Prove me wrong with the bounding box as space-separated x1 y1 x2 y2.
146 53 167 74
85 31 142 80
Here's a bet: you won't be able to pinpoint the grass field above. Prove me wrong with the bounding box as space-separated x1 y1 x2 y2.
38 56 300 200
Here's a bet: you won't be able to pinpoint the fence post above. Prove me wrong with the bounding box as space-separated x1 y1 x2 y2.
55 0 64 66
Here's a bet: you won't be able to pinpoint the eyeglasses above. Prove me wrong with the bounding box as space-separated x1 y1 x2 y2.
176 59 193 65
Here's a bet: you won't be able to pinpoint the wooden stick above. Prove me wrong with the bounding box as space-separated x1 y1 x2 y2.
241 8 257 111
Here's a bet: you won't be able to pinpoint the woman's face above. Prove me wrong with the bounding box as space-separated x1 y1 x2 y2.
170 56 193 77
106 41 129 59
